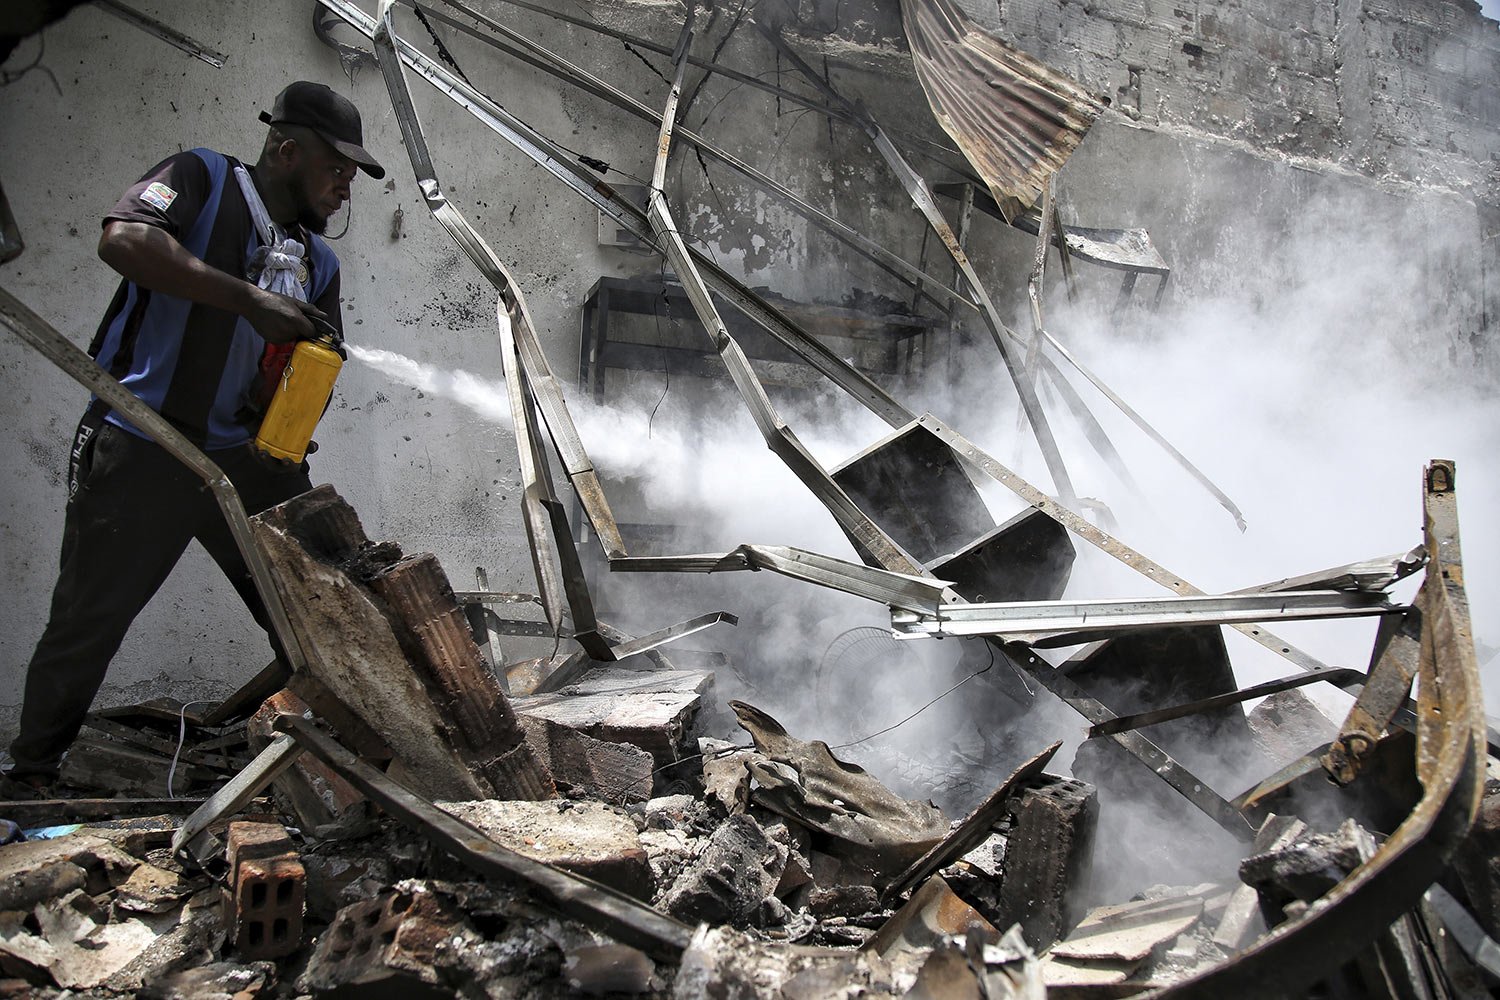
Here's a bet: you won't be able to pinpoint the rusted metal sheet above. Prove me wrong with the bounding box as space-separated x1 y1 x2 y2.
898 0 1104 214
1148 460 1487 998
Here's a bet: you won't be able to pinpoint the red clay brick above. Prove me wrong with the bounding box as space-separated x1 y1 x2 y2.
233 855 306 960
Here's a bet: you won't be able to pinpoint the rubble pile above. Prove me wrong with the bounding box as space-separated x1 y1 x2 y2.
0 631 1494 998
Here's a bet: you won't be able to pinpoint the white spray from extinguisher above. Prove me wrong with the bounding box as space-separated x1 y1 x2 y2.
345 345 515 428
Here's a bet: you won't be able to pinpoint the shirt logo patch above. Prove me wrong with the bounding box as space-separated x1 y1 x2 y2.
140 181 178 212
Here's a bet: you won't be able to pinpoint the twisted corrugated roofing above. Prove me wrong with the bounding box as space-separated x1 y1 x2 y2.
899 0 1104 216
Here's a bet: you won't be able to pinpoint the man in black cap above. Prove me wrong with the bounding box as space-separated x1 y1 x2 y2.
4 82 385 792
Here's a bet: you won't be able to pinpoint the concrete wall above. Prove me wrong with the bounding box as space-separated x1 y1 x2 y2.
984 0 1500 198
1 0 1497 752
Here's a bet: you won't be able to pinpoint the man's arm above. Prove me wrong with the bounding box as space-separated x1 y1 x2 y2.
98 221 325 345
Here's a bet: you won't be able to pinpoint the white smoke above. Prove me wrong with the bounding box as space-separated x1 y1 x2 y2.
346 344 514 430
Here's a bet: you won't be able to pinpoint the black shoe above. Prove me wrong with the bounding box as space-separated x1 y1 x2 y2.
0 771 55 801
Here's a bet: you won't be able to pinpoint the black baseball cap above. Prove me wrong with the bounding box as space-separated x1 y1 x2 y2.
259 81 385 179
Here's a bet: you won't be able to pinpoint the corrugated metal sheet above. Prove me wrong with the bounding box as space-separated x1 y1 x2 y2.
900 0 1104 215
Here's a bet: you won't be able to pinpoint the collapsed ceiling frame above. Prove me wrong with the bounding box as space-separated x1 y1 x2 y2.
319 0 1474 839
328 0 1493 855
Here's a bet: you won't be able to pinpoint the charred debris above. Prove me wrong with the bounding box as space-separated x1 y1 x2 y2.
1 0 1497 997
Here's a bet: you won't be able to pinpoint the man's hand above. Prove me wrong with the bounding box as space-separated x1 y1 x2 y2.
99 221 327 344
245 289 327 344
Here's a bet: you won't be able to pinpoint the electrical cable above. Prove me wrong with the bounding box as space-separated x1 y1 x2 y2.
830 641 996 750
167 700 216 799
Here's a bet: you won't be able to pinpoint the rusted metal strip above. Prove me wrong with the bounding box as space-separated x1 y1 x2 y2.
612 545 949 613
1088 667 1365 739
95 0 228 67
1322 611 1423 785
1149 460 1487 998
765 26 1076 503
918 413 1329 674
0 286 308 677
277 714 695 961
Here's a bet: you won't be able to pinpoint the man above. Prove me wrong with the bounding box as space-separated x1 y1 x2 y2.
4 82 385 791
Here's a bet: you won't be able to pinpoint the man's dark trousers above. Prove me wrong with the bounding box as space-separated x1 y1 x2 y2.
8 417 311 779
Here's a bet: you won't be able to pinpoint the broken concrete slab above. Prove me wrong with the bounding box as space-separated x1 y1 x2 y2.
514 668 714 766
1049 895 1204 963
1238 819 1367 926
659 813 788 926
114 864 196 915
1212 813 1307 951
301 882 484 996
674 924 898 999
137 960 275 1000
0 833 139 896
302 851 395 924
1039 953 1141 988
438 799 653 900
0 887 180 990
521 715 655 804
0 862 86 914
301 878 607 997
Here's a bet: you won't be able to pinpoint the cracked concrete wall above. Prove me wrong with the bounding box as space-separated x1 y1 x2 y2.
0 0 1495 746
977 0 1500 199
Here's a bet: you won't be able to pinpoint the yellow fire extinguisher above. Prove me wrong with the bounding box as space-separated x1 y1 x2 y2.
255 319 344 463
